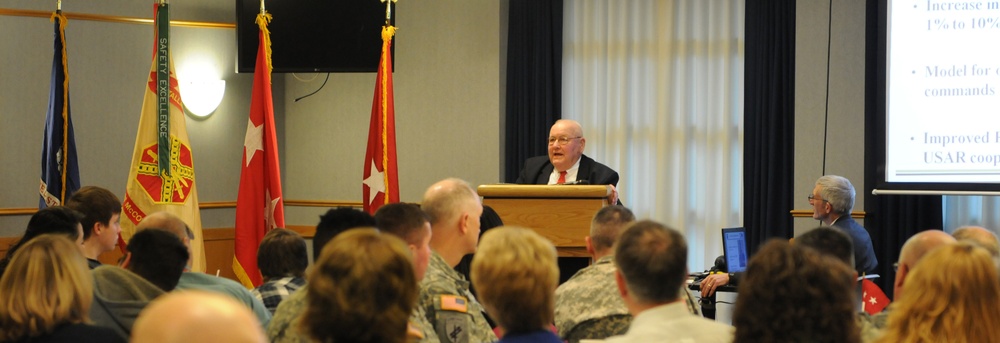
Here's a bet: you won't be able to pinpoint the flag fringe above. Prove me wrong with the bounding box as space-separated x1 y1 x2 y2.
233 257 255 289
380 25 395 206
51 11 71 203
256 12 273 76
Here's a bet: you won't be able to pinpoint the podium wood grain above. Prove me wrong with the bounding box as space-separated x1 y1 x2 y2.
478 185 609 257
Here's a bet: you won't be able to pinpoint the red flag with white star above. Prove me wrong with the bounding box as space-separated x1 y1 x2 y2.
362 25 399 214
233 11 285 288
861 278 890 315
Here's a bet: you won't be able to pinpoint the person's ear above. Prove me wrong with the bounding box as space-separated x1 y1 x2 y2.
585 236 596 258
894 263 909 289
407 243 418 257
458 212 471 234
119 252 132 269
614 270 628 298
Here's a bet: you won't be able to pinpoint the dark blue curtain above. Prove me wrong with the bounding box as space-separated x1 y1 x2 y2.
504 0 563 182
743 0 797 254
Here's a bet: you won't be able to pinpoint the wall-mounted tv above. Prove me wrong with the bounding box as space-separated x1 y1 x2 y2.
236 0 395 73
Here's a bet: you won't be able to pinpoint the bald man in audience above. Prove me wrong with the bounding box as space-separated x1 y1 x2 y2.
869 230 957 330
132 291 267 343
952 225 1000 257
135 212 271 327
419 178 497 343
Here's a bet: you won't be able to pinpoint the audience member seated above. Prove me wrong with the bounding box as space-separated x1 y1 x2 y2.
302 229 417 343
555 205 696 342
419 178 497 343
89 265 164 339
252 228 308 315
872 230 957 330
453 205 504 299
135 212 271 327
472 227 562 343
65 186 123 269
604 220 733 343
732 240 857 343
132 291 267 343
810 175 877 274
875 243 1000 342
0 205 84 276
952 225 1000 258
375 202 440 342
121 228 189 292
267 207 375 343
794 227 887 342
0 235 125 343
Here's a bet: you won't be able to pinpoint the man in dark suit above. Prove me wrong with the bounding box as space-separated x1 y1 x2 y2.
516 119 620 204
810 175 878 274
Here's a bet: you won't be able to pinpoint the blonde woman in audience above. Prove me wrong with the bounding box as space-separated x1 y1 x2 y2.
472 226 562 342
301 229 418 343
876 243 1000 343
0 235 124 343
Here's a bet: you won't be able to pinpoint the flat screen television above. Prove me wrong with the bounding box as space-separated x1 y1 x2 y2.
235 0 395 73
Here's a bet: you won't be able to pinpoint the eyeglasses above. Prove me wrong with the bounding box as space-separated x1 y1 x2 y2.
548 136 582 146
807 194 829 203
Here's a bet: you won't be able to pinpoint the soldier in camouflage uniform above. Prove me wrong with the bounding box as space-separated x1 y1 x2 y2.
555 206 702 343
266 287 308 343
376 203 443 343
420 178 498 343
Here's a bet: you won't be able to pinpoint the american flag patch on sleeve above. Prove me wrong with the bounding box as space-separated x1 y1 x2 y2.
440 295 468 313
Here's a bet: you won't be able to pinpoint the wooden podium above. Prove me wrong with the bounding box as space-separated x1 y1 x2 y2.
477 184 611 257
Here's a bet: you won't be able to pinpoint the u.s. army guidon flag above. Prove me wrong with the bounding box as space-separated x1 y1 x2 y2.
120 2 205 272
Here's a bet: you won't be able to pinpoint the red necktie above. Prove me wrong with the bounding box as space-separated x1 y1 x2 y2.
557 171 567 184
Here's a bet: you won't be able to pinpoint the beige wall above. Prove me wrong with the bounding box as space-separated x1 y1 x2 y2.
281 0 502 225
794 0 868 235
1 0 502 234
2 0 869 238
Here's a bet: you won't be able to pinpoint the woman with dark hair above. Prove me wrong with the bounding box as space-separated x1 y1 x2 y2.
0 235 124 343
732 240 859 343
0 206 84 277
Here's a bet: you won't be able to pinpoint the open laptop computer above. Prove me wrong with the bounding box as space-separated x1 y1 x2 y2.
722 227 749 273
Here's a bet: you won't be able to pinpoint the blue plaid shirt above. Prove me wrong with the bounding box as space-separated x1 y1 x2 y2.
252 276 306 315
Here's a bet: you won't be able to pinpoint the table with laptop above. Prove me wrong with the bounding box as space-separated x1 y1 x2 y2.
689 227 747 325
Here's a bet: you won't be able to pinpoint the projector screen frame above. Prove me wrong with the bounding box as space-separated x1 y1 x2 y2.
868 0 1000 195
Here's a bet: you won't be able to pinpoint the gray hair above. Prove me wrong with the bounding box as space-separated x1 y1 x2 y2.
816 175 855 215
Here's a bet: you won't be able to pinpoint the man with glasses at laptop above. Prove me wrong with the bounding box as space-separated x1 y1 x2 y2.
702 175 878 296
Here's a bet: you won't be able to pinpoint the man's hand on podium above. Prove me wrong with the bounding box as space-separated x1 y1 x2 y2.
700 273 730 297
608 184 619 205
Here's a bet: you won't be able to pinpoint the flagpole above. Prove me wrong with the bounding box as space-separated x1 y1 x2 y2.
381 0 396 25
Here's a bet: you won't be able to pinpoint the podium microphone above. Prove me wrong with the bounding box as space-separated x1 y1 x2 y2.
562 180 590 185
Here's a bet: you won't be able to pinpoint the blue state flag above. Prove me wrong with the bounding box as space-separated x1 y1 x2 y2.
39 12 80 208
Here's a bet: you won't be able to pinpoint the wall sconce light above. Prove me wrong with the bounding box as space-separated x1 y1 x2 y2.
181 79 226 117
